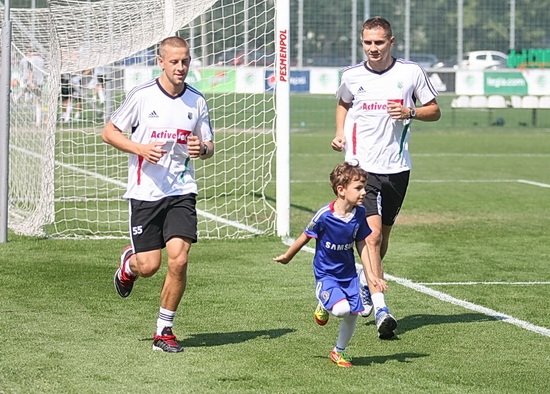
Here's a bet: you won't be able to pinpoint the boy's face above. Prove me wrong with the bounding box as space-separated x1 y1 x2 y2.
342 178 367 206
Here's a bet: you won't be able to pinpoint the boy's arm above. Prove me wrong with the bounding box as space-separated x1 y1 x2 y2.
357 239 388 292
273 233 311 264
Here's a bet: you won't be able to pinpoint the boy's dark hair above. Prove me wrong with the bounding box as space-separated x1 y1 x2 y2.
329 162 368 195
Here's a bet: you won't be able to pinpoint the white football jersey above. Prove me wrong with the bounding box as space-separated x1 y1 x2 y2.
337 58 437 174
111 79 213 201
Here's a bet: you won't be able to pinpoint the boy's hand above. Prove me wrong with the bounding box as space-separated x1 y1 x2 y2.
273 254 291 264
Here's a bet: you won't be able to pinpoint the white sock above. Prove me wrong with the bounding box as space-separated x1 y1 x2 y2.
98 88 105 104
372 292 387 313
64 102 72 121
335 313 358 351
122 256 135 277
356 266 368 287
156 308 176 335
35 105 41 126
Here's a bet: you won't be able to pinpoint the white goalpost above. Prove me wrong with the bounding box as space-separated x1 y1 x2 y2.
3 0 289 239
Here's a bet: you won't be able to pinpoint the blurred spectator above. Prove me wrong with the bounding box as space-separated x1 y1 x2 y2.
18 50 45 126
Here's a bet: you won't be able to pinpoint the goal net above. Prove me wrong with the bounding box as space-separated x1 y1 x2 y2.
5 0 280 239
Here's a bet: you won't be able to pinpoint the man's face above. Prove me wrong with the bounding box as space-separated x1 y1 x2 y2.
361 27 394 66
158 45 191 88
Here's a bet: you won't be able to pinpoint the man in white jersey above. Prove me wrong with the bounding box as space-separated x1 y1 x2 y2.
331 16 441 339
19 50 45 126
102 37 214 353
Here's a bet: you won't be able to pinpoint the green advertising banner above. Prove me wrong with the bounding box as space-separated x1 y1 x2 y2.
484 72 528 95
187 69 237 93
151 68 237 93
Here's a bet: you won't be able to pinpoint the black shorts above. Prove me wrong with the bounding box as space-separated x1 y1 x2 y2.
362 171 410 226
129 194 198 253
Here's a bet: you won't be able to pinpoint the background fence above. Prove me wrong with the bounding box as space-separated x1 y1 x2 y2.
177 0 550 70
2 0 549 239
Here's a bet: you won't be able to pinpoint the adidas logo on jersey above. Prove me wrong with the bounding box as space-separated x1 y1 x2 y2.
357 86 366 93
148 110 159 118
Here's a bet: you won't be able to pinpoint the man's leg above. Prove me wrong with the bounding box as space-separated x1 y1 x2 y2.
160 237 191 311
152 237 191 353
365 215 397 339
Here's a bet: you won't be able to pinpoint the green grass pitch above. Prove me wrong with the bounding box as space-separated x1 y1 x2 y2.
1 93 549 393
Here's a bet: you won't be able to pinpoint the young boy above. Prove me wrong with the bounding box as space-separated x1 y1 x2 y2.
273 162 388 367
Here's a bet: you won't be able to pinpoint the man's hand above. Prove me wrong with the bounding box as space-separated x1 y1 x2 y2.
331 137 346 152
138 141 166 164
387 101 408 120
187 135 202 158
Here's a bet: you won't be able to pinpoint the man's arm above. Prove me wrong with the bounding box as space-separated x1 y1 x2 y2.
357 239 388 292
331 98 352 151
410 99 441 121
101 120 167 164
387 98 441 121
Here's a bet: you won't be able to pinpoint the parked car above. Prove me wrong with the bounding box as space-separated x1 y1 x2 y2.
458 50 508 70
432 56 458 69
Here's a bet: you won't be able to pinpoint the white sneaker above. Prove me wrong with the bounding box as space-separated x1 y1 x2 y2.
357 267 373 317
375 307 397 339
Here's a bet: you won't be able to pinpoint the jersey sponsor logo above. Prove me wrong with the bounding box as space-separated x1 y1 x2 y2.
361 99 403 112
324 241 354 251
388 99 404 105
148 110 159 118
150 128 192 144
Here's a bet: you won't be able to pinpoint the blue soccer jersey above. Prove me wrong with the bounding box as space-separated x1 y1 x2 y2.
304 201 372 282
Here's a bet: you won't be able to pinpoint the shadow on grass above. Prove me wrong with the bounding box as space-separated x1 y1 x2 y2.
313 352 428 366
352 352 428 366
363 312 494 335
141 328 295 348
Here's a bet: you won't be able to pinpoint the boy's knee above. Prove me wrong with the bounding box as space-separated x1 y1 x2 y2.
331 300 351 317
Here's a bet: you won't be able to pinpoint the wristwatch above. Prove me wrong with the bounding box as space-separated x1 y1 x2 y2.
409 107 416 119
200 143 209 156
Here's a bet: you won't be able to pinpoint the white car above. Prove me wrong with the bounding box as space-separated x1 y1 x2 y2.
459 50 508 70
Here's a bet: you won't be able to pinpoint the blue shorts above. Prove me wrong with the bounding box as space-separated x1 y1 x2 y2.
315 276 363 314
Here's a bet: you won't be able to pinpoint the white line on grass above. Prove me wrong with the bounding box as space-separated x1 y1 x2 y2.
293 153 550 158
281 238 550 338
517 179 550 188
386 274 550 338
291 179 550 188
417 281 550 285
12 145 265 235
